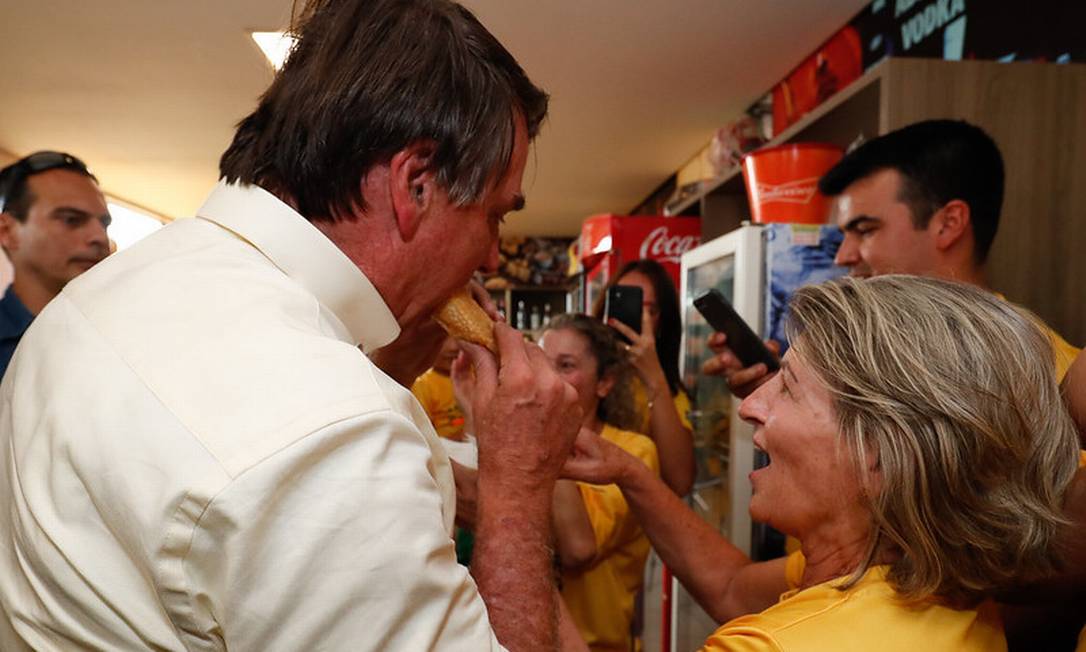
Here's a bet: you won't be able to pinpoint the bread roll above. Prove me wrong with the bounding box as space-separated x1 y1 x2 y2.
435 289 497 354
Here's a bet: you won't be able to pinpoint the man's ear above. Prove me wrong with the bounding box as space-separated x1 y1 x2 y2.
0 212 19 253
388 141 438 242
932 199 971 252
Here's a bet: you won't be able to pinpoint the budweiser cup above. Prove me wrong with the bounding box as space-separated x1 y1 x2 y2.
741 143 843 224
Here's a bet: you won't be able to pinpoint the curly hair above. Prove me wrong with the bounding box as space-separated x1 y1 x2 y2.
786 275 1080 607
544 313 639 432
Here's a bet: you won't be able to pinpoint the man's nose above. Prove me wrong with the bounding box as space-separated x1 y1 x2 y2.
86 218 110 251
834 234 860 268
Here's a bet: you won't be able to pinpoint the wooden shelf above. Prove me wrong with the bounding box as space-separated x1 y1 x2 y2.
661 56 1086 345
665 59 888 219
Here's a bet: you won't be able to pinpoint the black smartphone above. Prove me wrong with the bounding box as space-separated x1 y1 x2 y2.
693 289 780 372
604 285 643 343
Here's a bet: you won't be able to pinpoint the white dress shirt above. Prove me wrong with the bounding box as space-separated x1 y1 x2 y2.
0 182 503 651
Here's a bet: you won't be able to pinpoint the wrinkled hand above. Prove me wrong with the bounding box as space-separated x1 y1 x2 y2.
458 322 582 488
368 317 447 388
607 303 667 390
467 279 504 323
700 332 780 399
562 427 638 487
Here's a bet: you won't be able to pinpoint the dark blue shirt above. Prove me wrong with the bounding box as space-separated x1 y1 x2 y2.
0 288 34 380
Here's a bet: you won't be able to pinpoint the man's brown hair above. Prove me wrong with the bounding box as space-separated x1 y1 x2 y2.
219 0 548 221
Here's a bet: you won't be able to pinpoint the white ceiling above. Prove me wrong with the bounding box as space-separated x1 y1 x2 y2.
0 1 867 236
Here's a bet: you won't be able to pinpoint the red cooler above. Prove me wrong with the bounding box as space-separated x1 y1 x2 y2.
578 214 701 312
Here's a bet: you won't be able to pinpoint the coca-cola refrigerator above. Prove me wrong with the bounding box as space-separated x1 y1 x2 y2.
577 214 701 313
668 222 846 651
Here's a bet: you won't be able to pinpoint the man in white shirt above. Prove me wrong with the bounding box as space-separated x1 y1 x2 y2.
0 1 582 650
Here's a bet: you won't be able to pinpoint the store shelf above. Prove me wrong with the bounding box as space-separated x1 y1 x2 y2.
665 60 887 219
662 56 1086 345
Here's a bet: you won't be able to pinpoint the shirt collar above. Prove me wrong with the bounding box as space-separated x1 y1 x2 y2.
195 181 400 353
0 288 34 339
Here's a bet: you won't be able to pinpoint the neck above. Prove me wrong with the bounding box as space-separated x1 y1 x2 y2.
582 413 604 435
932 247 989 290
10 273 61 315
797 514 894 588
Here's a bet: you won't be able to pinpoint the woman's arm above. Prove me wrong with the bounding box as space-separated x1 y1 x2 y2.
563 430 788 623
552 479 597 571
608 306 695 495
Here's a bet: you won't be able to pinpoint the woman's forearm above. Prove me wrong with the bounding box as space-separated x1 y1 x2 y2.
616 456 758 622
551 480 597 570
646 383 695 496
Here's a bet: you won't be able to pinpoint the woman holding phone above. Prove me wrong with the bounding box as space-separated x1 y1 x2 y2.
598 259 695 496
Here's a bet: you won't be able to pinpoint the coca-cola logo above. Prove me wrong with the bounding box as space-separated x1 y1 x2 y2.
639 226 700 263
755 176 820 205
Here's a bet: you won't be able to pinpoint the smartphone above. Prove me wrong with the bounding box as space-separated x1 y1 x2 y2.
604 285 643 343
693 289 780 372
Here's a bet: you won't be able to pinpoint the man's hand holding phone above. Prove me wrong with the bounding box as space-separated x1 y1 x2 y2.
693 289 781 399
701 332 781 398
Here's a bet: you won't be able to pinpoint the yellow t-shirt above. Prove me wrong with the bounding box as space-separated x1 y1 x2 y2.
631 377 693 434
561 425 660 652
1044 323 1079 382
409 368 466 441
996 294 1079 381
1078 452 1086 652
703 555 1005 652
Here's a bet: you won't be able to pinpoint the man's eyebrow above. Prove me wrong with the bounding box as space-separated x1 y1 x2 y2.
841 215 879 232
51 207 91 219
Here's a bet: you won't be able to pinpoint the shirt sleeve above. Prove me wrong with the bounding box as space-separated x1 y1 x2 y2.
410 374 435 412
699 623 784 652
577 435 659 561
177 409 504 651
783 550 806 590
673 390 693 431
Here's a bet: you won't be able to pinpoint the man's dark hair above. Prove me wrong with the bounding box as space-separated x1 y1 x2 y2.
219 0 549 221
0 151 97 223
818 120 1004 264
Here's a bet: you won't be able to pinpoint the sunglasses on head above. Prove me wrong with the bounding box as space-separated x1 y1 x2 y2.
0 151 95 212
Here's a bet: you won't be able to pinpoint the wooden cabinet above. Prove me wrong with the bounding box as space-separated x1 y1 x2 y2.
671 57 1086 345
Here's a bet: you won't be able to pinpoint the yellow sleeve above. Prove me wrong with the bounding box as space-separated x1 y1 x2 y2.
700 622 783 652
410 373 435 413
1051 331 1081 383
673 389 693 431
783 550 806 590
577 433 659 560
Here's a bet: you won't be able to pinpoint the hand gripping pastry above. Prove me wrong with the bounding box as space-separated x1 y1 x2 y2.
435 289 497 354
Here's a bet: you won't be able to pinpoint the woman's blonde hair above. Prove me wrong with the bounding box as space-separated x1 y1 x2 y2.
786 275 1080 606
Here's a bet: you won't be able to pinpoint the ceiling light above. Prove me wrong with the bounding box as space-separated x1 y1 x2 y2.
251 31 297 71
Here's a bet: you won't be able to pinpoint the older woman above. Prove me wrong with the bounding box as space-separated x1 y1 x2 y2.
564 276 1081 650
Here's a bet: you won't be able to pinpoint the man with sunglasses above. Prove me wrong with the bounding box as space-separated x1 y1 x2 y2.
0 151 110 378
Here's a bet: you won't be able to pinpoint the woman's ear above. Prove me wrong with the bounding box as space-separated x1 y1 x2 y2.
596 371 616 400
388 141 437 242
